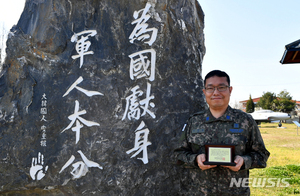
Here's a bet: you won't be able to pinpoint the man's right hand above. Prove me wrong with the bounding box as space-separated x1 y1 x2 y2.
196 154 217 170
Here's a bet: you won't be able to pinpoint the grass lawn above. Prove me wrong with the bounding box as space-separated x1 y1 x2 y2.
250 122 300 195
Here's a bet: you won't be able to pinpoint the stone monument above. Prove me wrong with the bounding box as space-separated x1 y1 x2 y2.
0 0 206 195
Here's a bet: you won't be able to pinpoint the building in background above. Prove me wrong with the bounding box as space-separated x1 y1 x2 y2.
280 39 300 64
239 97 300 115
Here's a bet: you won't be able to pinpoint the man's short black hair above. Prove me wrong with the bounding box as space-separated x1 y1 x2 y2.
204 70 230 86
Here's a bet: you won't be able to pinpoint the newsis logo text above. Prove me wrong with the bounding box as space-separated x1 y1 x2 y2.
230 178 290 188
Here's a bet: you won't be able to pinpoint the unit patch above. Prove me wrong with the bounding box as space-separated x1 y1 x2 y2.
234 123 240 128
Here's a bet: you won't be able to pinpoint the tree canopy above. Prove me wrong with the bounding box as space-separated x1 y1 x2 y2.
257 90 296 112
257 92 276 110
273 90 296 112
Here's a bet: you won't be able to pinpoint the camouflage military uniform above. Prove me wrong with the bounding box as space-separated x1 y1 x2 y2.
174 106 270 196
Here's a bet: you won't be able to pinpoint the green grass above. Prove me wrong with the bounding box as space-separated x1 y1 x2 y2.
250 123 300 195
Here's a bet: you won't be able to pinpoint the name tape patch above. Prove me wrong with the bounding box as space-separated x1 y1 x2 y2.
192 129 205 134
229 129 244 133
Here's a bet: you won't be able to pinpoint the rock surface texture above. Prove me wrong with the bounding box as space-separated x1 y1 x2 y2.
0 0 206 195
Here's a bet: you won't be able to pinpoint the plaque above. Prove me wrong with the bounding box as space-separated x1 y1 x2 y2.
203 144 236 166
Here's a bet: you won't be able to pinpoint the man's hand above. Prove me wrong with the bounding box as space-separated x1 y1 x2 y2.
222 155 244 171
196 154 217 170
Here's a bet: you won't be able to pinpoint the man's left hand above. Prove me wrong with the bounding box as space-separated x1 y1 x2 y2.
222 156 244 171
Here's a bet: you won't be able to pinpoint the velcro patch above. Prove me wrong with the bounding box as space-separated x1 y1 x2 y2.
229 129 243 133
192 129 205 134
234 123 240 128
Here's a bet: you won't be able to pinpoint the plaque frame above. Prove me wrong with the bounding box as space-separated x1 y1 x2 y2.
203 144 236 166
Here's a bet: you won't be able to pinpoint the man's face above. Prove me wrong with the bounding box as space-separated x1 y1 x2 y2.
203 76 232 110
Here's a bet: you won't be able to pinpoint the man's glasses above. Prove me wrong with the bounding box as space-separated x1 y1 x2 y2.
204 85 230 93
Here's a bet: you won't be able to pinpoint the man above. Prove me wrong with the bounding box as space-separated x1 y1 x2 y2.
174 70 270 195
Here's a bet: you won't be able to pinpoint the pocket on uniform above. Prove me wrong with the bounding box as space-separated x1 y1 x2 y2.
187 132 207 146
230 135 248 155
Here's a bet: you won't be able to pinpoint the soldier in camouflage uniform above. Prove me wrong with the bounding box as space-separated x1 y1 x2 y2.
174 70 270 196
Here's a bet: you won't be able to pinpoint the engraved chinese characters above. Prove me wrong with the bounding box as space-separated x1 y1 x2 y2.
29 3 158 180
129 3 158 46
0 0 206 194
30 30 104 181
59 30 103 179
71 30 97 68
29 93 49 180
124 3 158 164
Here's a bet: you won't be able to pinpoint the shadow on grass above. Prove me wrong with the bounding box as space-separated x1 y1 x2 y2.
261 126 278 128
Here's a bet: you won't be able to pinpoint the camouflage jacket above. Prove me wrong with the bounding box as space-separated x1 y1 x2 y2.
174 106 270 196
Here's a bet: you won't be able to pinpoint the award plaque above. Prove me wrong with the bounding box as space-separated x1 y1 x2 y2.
203 144 236 166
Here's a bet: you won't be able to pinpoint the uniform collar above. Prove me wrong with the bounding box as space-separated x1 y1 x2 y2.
205 106 233 123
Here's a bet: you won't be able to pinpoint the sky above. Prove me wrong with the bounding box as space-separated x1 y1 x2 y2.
1 0 300 106
198 0 300 106
0 0 24 30
0 0 25 63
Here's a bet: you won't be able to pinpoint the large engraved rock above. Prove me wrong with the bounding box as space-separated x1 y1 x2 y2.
0 0 206 195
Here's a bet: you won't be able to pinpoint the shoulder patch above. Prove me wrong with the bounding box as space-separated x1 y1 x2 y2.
181 124 187 132
188 110 206 121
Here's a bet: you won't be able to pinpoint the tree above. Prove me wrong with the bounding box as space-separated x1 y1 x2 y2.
257 92 276 110
273 90 296 112
246 95 255 113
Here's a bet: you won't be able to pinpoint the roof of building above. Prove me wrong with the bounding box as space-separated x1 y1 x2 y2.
239 97 261 103
239 97 300 104
280 39 300 64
